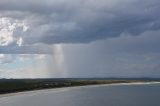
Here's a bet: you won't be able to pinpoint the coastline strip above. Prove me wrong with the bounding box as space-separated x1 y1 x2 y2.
0 81 160 98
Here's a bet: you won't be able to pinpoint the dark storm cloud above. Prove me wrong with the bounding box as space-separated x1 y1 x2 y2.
0 0 160 45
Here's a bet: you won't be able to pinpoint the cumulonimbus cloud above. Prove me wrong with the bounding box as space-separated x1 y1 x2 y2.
0 0 160 54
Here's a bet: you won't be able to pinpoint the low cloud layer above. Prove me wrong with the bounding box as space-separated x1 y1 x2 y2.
0 45 53 54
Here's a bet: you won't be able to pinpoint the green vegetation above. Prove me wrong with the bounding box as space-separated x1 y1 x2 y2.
0 78 159 94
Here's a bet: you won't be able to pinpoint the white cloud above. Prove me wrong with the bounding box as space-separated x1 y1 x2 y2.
16 37 23 46
0 17 28 46
0 54 14 64
0 53 47 64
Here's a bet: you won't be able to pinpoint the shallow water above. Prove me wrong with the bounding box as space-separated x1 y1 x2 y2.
0 83 160 106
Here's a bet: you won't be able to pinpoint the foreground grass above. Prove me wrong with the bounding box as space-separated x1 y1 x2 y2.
0 78 159 94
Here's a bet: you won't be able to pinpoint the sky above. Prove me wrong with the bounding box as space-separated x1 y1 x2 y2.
0 0 160 78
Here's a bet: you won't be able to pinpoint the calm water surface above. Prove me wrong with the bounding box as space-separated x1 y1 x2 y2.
0 84 160 106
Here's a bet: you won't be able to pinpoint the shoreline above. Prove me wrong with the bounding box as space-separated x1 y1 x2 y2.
1 81 160 98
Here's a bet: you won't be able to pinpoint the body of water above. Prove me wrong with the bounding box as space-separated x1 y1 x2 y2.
0 83 160 106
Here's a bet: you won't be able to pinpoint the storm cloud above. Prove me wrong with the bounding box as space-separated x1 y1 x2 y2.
0 0 160 47
1 0 160 78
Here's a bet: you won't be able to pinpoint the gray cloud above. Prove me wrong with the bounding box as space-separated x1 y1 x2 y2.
0 0 160 46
